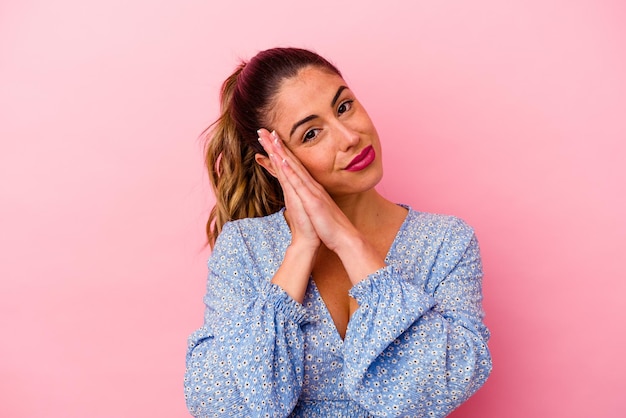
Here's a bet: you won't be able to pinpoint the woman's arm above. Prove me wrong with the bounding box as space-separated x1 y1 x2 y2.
342 217 492 417
184 221 308 417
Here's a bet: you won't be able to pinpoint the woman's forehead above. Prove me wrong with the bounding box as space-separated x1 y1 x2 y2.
271 68 346 114
279 66 345 93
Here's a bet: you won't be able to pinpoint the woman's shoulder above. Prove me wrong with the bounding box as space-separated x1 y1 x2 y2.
397 206 479 272
402 205 476 241
210 210 290 269
225 209 286 233
216 209 289 248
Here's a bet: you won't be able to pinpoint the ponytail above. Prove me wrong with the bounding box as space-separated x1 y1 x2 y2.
204 65 283 247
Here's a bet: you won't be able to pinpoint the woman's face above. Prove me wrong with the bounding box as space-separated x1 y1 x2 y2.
267 66 383 198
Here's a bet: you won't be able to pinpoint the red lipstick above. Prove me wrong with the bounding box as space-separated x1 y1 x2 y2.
345 145 375 171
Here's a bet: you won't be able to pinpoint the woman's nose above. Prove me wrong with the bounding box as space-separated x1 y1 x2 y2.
335 122 360 150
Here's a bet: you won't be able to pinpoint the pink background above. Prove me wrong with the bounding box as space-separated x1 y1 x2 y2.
1 0 625 417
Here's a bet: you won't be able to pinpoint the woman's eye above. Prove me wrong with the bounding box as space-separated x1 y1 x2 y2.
337 100 353 115
303 129 319 143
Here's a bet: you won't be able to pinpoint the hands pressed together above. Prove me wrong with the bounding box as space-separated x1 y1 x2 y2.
257 129 386 303
257 129 358 253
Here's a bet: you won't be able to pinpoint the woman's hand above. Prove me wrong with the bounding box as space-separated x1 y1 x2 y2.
257 129 359 252
257 129 321 252
255 129 320 303
258 129 387 282
258 129 386 286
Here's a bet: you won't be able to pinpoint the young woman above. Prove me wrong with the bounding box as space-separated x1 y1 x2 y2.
185 47 492 417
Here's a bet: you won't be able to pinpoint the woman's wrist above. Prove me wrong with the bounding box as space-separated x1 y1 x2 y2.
271 242 317 304
335 232 387 285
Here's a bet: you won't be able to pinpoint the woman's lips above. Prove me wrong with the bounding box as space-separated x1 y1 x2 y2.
345 145 375 171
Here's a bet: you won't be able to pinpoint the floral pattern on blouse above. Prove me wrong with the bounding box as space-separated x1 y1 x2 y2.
185 207 492 417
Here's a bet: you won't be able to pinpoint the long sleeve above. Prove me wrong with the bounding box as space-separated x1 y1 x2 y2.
184 221 308 418
342 216 492 417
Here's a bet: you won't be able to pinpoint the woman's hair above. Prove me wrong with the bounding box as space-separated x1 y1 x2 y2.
204 47 341 247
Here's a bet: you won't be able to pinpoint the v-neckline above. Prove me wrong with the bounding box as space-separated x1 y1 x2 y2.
278 205 412 343
308 279 346 344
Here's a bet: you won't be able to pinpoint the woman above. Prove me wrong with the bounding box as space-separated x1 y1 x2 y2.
185 47 491 417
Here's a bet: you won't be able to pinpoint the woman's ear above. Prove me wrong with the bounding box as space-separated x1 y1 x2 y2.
255 153 277 178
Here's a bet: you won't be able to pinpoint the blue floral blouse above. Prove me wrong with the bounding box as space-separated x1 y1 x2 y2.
185 207 492 417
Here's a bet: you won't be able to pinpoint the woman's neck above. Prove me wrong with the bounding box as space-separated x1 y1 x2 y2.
332 188 401 232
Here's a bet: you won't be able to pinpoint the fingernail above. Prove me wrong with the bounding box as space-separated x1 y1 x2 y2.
258 137 263 143
272 132 281 148
257 129 263 135
281 158 287 166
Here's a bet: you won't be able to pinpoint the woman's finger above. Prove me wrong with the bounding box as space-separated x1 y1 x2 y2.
259 129 323 193
258 127 350 247
258 129 320 245
259 129 342 221
271 131 325 190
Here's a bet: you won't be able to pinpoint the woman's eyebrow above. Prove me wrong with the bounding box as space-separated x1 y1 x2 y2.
289 86 349 138
331 86 348 107
290 114 318 138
